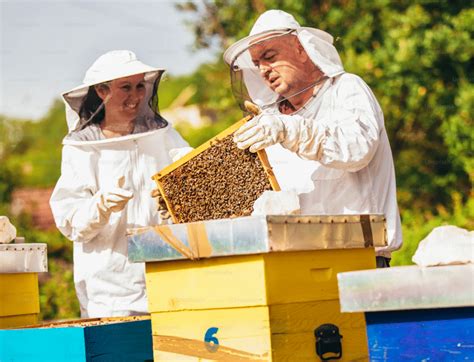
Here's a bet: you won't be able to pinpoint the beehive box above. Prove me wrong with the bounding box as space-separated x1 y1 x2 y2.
0 316 153 361
153 116 280 223
338 264 474 360
129 214 387 361
0 243 47 328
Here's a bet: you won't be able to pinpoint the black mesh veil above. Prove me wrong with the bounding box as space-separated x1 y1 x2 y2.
230 57 253 115
227 30 330 116
227 30 295 114
147 72 167 127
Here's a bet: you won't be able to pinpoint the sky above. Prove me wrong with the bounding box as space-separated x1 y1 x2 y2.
0 0 217 120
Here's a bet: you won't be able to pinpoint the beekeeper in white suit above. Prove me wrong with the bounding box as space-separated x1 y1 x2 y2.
224 10 402 267
50 50 188 317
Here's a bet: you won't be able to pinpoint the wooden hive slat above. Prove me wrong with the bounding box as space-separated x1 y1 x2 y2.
153 116 280 223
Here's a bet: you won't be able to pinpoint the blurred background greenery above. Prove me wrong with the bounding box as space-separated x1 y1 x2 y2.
0 0 472 320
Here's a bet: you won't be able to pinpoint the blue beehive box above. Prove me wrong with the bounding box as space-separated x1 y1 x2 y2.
0 316 153 361
337 264 474 361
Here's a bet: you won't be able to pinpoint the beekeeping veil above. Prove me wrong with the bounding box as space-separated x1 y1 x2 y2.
62 50 166 135
223 10 345 112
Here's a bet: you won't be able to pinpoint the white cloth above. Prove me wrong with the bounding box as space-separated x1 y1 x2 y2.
224 10 402 257
0 216 16 244
412 226 474 267
50 50 189 318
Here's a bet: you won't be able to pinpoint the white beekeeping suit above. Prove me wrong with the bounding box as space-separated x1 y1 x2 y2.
224 10 402 258
50 50 188 317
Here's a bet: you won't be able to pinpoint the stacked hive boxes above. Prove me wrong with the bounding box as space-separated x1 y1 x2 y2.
137 117 388 360
0 243 47 328
338 264 474 360
128 215 387 361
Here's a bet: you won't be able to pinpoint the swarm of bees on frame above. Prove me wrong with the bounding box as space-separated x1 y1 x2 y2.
159 135 272 223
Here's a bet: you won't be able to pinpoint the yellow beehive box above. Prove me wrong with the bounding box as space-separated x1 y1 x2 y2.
152 115 280 224
0 273 40 328
151 301 367 361
147 249 373 361
146 248 374 312
0 243 47 329
133 215 387 361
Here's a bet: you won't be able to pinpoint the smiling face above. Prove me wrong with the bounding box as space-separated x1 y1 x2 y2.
249 34 321 99
95 73 146 124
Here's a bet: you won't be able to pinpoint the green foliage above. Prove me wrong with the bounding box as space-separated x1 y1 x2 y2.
161 61 243 146
159 74 196 109
40 258 80 320
1 100 67 188
0 163 19 203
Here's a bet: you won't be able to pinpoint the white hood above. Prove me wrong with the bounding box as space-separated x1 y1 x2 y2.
62 50 165 135
223 10 345 108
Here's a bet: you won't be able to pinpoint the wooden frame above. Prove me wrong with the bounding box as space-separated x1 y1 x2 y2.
152 115 280 223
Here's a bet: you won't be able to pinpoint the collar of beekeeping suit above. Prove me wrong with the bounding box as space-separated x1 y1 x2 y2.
223 10 345 110
61 50 165 134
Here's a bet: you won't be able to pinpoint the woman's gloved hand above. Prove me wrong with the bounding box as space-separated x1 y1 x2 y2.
97 176 133 224
150 188 171 220
168 147 194 162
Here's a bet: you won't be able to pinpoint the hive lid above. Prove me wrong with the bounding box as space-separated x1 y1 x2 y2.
337 264 474 312
0 243 48 273
127 214 387 263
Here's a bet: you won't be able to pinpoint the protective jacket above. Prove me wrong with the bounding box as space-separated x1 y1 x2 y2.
50 51 188 317
224 10 402 256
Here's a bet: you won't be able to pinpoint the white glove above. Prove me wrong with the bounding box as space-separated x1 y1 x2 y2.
97 176 133 224
150 188 171 221
169 147 194 162
233 113 287 152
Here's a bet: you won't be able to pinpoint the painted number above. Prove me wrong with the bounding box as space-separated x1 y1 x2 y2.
204 327 219 352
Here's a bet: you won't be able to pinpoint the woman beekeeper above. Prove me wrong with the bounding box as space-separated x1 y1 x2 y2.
50 50 188 317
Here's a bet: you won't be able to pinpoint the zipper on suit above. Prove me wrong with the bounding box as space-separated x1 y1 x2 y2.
132 139 142 224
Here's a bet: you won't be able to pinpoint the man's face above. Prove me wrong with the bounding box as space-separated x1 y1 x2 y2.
249 35 312 98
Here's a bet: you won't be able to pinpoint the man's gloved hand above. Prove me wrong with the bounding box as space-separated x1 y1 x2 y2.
233 113 287 152
169 147 194 162
150 188 171 220
97 176 133 224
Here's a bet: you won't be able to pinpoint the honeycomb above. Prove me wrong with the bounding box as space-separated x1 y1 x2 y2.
157 134 274 223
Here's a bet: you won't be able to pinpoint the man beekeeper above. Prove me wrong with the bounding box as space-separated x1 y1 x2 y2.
224 10 402 267
50 50 189 317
